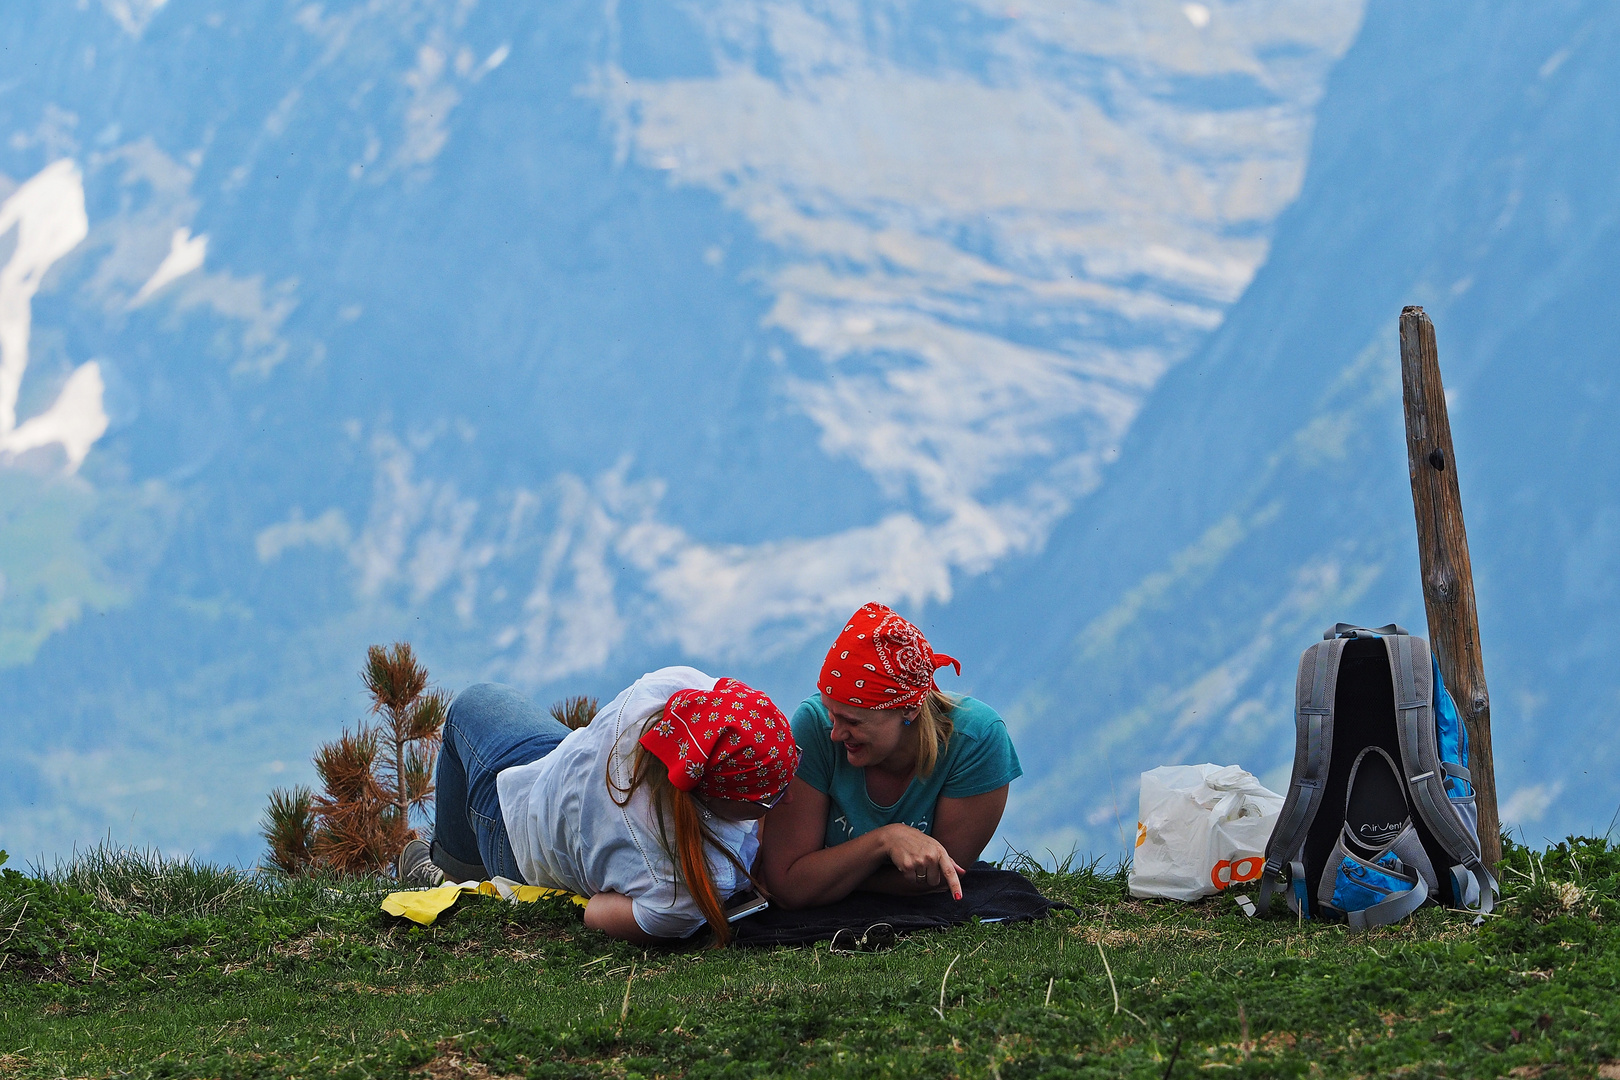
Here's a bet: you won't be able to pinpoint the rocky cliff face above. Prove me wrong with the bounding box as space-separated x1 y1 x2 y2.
953 0 1620 855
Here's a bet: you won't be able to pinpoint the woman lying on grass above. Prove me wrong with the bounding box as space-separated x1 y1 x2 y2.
416 669 799 944
758 603 1022 908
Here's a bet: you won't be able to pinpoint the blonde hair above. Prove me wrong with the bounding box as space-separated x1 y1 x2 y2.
912 690 957 779
606 711 755 946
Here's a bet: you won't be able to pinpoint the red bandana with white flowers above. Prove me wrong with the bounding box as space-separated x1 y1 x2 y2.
639 678 800 801
818 602 961 711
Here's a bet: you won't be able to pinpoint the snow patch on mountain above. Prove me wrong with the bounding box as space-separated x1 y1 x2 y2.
100 0 168 37
0 160 106 472
554 0 1365 669
247 0 1367 685
130 227 207 307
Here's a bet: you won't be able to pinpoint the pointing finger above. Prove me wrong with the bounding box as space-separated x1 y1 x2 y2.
942 857 962 901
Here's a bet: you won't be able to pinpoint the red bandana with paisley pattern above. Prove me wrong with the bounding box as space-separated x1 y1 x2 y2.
639 678 800 801
818 602 961 711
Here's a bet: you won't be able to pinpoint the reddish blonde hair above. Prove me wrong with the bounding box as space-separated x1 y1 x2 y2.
608 718 754 945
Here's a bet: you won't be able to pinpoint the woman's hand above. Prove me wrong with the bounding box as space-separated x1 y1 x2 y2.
878 824 966 899
759 779 985 907
760 780 939 908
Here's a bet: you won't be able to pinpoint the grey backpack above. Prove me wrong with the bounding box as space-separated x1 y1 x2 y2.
1258 624 1497 928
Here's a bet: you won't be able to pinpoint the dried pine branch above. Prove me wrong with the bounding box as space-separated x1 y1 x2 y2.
550 695 600 731
313 730 380 803
363 643 430 722
408 691 448 741
311 726 395 875
311 796 396 874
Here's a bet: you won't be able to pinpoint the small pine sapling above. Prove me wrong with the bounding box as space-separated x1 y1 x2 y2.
362 643 449 881
258 641 447 879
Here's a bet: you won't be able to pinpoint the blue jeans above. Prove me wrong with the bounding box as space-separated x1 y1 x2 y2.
432 683 572 884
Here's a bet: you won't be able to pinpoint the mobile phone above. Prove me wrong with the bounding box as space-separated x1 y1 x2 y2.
723 891 769 923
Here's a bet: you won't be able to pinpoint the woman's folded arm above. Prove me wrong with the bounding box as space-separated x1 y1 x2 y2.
930 784 1009 867
582 891 663 944
759 779 967 907
760 779 882 907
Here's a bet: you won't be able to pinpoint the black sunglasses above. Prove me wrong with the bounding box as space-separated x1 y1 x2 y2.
756 784 791 811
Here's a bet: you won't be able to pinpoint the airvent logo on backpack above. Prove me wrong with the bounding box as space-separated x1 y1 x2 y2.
1357 821 1406 844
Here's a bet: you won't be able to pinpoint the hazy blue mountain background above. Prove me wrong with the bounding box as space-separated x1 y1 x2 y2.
951 0 1620 856
0 0 1612 867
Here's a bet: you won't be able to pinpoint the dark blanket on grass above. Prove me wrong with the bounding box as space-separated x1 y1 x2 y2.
730 867 1069 948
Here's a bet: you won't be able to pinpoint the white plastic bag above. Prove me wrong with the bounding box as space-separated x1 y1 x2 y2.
1128 764 1284 901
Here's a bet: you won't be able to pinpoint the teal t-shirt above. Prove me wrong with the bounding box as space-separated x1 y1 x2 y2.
790 696 1022 848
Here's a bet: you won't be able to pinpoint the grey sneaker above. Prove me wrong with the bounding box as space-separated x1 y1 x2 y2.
399 837 446 888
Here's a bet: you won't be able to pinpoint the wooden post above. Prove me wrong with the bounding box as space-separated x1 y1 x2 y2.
1398 306 1500 867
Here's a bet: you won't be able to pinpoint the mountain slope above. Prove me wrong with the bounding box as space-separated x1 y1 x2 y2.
962 0 1620 856
0 0 1359 862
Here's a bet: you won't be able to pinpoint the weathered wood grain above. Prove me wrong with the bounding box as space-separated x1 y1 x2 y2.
1399 306 1500 868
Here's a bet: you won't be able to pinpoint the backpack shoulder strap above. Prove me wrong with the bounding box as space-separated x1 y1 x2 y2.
1259 636 1346 913
1385 633 1497 914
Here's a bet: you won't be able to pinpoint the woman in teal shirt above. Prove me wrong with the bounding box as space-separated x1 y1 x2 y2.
758 603 1021 907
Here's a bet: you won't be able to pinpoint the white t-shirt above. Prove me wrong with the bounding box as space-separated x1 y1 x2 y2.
496 666 758 939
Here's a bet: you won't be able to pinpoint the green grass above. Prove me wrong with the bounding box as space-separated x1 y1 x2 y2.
2 840 1619 1079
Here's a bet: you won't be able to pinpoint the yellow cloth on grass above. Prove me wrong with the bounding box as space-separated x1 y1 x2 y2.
381 878 589 926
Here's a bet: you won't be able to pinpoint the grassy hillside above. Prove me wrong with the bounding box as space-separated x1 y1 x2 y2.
2 840 1618 1079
